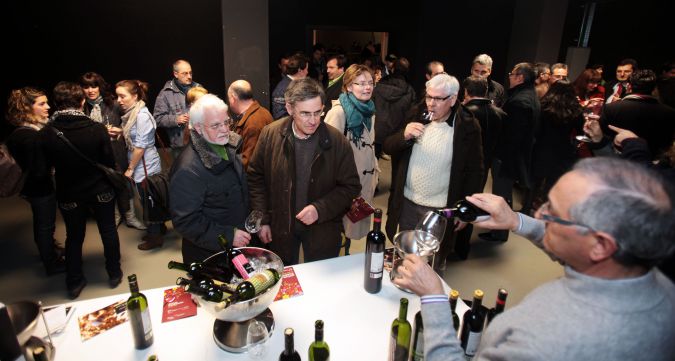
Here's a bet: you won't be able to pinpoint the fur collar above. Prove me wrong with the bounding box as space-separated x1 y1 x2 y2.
189 129 242 170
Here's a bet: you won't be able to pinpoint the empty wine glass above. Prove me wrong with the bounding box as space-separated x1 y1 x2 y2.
577 99 603 143
245 210 263 233
414 211 447 257
246 320 269 359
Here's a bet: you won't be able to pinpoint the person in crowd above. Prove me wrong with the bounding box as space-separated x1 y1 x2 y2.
572 68 605 106
272 53 309 119
534 62 551 98
656 75 675 108
270 52 291 92
384 73 483 265
186 86 208 106
384 53 397 76
484 62 540 242
248 78 361 266
393 157 675 360
153 59 202 158
116 80 165 250
590 63 606 86
324 54 347 114
169 94 251 264
549 63 569 83
605 58 638 104
39 82 122 299
79 72 145 230
470 54 506 107
227 80 273 169
325 64 378 253
6 87 65 275
308 43 327 85
425 61 445 80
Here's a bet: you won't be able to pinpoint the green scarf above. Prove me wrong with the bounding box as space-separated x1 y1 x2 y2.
339 92 375 147
207 143 229 161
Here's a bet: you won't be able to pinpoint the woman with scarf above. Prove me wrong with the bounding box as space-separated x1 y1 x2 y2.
39 82 122 298
79 72 145 230
115 80 164 250
6 87 65 275
325 64 378 249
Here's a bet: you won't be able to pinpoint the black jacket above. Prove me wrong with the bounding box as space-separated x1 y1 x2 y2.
464 98 506 171
373 74 417 144
6 127 54 197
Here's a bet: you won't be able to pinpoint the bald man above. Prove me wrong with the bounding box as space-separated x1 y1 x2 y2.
227 80 273 169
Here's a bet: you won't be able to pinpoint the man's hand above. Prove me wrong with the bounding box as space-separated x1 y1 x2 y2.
608 124 638 146
404 122 425 141
296 205 319 225
465 193 520 231
258 225 273 244
177 113 190 125
233 229 251 247
392 254 444 296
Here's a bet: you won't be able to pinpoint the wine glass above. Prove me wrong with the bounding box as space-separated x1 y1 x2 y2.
414 211 447 257
245 210 263 234
415 111 434 143
576 99 603 143
246 320 269 359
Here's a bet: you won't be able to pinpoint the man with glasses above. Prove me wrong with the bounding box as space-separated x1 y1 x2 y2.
394 157 675 360
384 73 483 266
169 94 251 265
154 59 202 159
248 78 360 265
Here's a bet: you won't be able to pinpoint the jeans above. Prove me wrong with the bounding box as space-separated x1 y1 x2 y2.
59 191 122 288
24 193 59 265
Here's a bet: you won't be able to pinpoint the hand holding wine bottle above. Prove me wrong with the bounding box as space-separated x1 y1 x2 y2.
463 193 521 231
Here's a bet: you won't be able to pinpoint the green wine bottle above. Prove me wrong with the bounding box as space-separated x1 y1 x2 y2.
167 260 233 283
202 269 280 305
389 298 412 361
410 310 424 361
449 289 460 331
308 320 330 361
127 274 154 349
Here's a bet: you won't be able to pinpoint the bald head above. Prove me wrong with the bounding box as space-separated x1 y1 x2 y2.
227 79 255 114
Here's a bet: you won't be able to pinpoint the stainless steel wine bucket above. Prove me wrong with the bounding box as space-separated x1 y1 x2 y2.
197 247 284 322
6 301 40 345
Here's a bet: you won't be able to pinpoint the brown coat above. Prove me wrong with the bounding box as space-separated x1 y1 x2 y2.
247 117 361 264
233 101 273 169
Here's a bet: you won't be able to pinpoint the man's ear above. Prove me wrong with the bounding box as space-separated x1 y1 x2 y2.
193 122 203 136
285 103 293 118
589 231 619 262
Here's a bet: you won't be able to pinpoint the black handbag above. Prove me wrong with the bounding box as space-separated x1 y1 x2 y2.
49 126 129 193
141 156 171 222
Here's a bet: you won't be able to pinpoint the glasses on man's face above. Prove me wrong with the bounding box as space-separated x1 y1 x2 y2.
424 94 452 103
352 81 374 88
208 118 232 131
538 201 596 233
297 110 324 120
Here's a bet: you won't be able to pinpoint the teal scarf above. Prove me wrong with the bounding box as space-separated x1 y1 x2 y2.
339 92 375 147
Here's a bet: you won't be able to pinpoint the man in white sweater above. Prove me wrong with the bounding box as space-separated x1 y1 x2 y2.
394 157 675 360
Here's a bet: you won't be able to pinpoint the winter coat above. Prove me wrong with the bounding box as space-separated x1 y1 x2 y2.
373 74 416 145
233 101 273 170
153 80 202 148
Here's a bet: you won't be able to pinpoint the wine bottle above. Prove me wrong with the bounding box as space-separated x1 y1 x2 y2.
364 208 386 293
449 289 460 332
202 269 280 304
308 320 330 361
486 288 508 325
389 298 412 361
127 274 154 349
279 327 302 361
176 276 237 294
410 310 424 361
218 234 255 279
167 260 233 283
436 199 490 222
459 289 485 357
32 346 48 361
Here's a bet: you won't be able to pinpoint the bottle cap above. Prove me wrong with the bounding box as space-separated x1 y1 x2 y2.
474 289 484 299
285 327 294 336
450 289 459 299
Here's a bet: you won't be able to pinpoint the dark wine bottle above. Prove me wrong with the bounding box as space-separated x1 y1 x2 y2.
176 276 237 294
459 289 485 357
127 274 154 349
202 269 280 305
410 310 424 361
389 298 412 361
486 288 508 325
308 320 330 361
449 289 460 331
436 199 490 222
364 208 386 293
218 234 255 279
279 327 302 361
167 260 233 283
32 346 48 361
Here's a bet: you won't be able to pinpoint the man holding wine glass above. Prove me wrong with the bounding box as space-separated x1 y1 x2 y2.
393 157 675 361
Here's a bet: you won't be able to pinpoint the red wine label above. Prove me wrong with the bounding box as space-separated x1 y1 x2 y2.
232 254 251 279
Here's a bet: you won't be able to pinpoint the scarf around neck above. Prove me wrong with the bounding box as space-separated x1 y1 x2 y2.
339 92 374 147
121 100 146 150
87 96 104 123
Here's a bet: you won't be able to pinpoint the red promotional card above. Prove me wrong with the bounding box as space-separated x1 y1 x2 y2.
162 286 198 323
274 266 304 301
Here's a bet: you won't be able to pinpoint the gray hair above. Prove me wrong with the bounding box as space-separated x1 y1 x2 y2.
551 63 568 72
284 78 326 107
569 158 675 267
473 54 493 69
425 73 460 97
189 94 228 127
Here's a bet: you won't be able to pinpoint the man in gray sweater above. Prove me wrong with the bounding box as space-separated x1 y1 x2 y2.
394 157 675 360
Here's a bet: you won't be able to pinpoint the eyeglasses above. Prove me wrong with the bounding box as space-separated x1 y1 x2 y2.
424 94 452 102
297 110 324 120
538 201 596 233
352 81 374 88
208 118 232 130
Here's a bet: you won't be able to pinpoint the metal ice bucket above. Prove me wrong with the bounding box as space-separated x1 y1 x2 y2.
6 301 40 345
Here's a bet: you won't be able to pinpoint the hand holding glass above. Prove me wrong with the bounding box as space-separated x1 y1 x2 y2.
245 210 264 234
577 100 603 143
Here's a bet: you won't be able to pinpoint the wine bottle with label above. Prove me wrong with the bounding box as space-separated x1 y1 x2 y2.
202 269 280 306
486 288 508 326
218 234 255 279
364 208 386 293
127 274 154 349
449 289 460 332
279 327 302 361
436 199 490 222
308 320 330 361
389 298 412 361
167 260 233 283
459 289 485 357
410 310 424 361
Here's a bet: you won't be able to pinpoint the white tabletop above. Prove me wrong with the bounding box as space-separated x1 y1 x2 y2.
48 253 467 361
